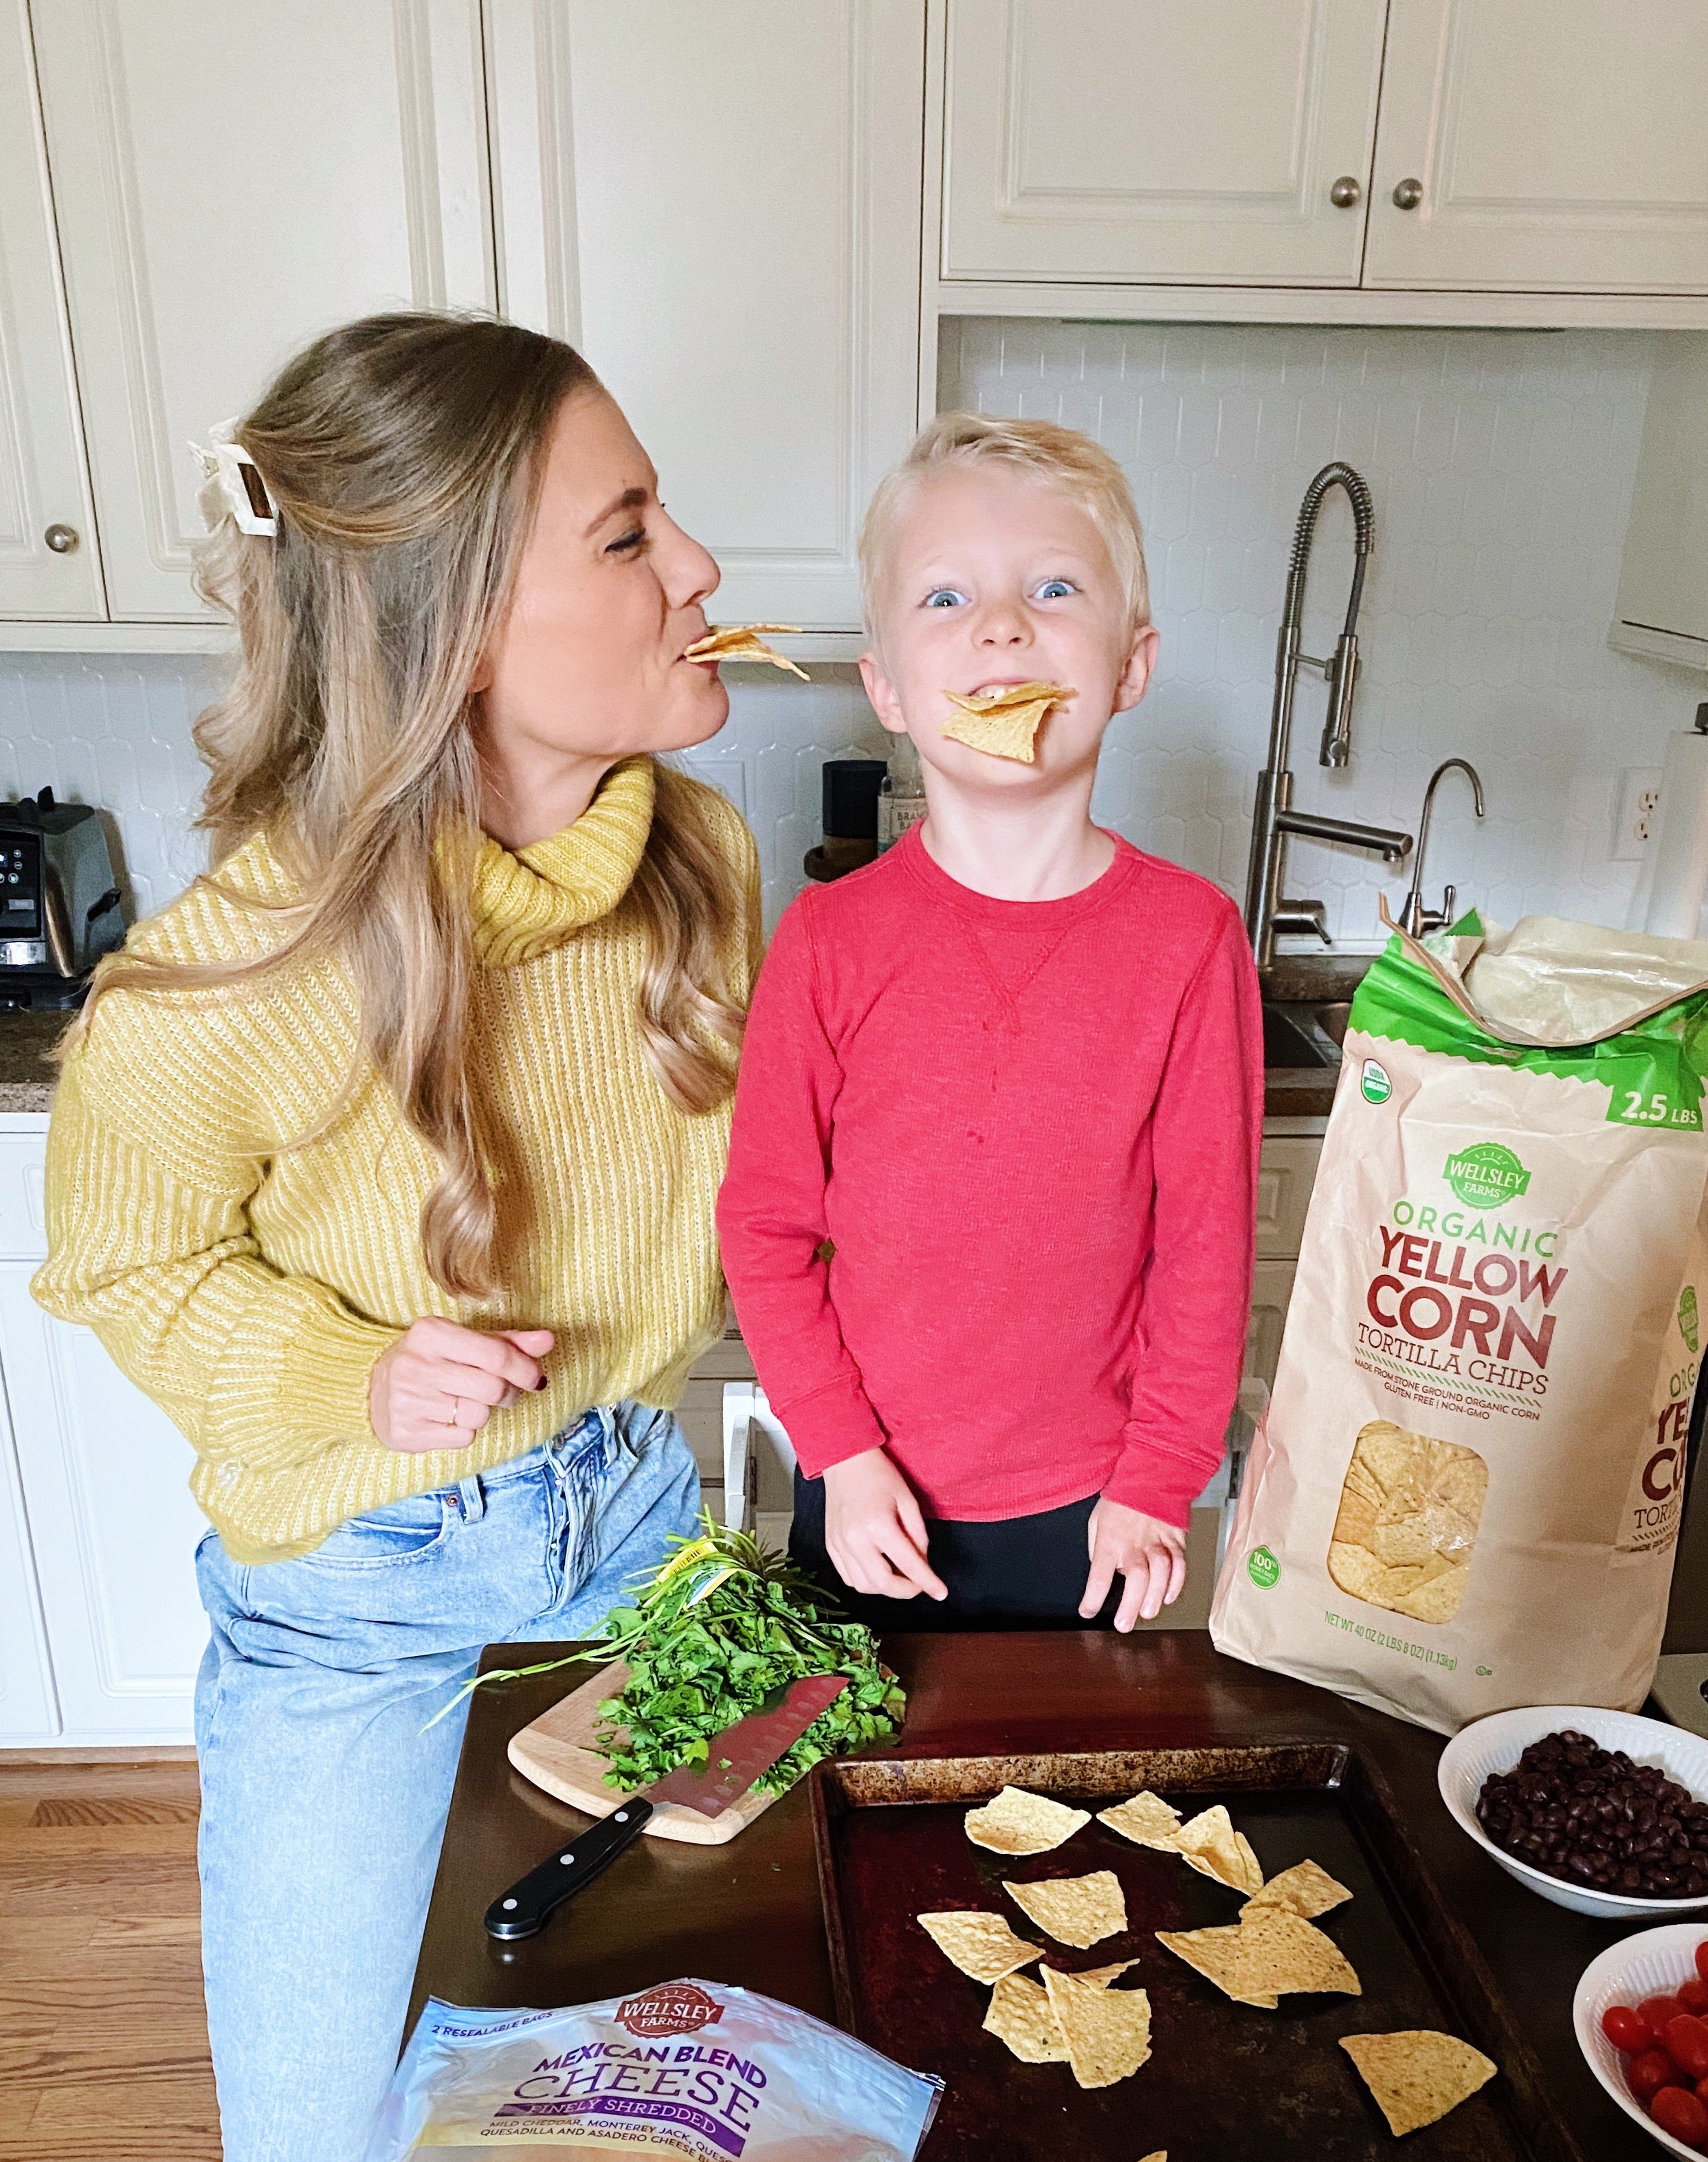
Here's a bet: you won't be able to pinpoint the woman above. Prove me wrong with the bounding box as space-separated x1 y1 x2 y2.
33 313 761 2162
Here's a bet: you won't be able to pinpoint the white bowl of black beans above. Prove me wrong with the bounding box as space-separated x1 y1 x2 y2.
1439 1708 1708 1920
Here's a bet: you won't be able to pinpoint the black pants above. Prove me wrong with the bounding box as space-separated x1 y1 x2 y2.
789 1470 1120 1632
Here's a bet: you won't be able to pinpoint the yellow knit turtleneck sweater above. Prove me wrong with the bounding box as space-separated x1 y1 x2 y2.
32 758 761 1563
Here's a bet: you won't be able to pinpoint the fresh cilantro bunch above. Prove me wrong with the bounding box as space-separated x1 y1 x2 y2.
593 1521 906 1794
426 1515 905 1797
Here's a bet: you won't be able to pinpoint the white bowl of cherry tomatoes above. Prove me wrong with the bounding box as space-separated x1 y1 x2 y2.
1576 1925 1708 2154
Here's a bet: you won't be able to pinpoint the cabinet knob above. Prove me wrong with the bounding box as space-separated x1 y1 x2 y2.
1329 175 1361 210
43 523 80 555
1392 177 1424 210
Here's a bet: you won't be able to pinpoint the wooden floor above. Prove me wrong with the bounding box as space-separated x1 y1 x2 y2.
0 1756 217 2161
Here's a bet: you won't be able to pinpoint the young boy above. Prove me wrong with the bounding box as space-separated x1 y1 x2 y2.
717 414 1263 1631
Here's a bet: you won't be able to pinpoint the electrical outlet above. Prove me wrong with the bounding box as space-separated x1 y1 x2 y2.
1613 766 1664 861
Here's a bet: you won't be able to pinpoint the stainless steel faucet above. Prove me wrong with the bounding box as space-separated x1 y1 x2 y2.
1243 462 1414 971
1398 758 1485 937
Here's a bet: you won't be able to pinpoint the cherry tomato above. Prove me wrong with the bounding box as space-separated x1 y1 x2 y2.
1696 1941 1708 1988
1631 2048 1688 2102
1651 2084 1708 2147
1683 1981 1708 2018
1606 2005 1656 2053
1645 1996 1690 2033
1667 2016 1708 2083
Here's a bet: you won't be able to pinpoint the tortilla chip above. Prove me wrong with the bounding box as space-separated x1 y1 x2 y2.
1076 1959 1138 1986
1153 1922 1278 2009
1097 1791 1184 1850
917 1909 1041 1983
1241 1858 1353 1922
1157 1908 1360 2005
1340 2031 1497 2136
1041 1967 1153 2090
1230 1908 1362 1998
683 624 809 679
984 1972 1068 2063
1003 1871 1127 1949
966 1785 1091 1855
1329 1422 1487 1626
939 681 1072 764
1168 1805 1265 1895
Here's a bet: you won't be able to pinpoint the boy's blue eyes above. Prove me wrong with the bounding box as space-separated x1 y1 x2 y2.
920 580 1077 608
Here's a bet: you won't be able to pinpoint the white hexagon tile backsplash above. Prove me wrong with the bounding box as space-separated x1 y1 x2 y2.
1 319 1702 942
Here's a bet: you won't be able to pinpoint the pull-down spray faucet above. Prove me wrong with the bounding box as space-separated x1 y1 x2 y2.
1243 462 1413 971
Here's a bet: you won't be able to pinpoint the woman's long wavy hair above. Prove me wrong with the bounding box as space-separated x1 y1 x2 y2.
71 313 748 1299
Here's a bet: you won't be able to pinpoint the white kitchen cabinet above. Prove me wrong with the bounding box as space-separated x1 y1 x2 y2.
486 0 926 631
942 0 1388 288
1613 333 1708 673
1364 1 1708 295
0 1121 204 1744
29 0 496 621
0 2 104 621
0 1408 58 1741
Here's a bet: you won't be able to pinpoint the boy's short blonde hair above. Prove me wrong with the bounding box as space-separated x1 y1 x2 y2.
858 412 1151 639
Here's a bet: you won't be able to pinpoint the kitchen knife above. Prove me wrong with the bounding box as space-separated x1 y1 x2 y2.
484 1672 847 1940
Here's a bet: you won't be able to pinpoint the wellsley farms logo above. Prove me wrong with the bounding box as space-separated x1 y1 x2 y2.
614 1985 725 2040
1442 1143 1531 1212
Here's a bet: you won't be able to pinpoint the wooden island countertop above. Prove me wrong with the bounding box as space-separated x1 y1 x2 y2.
410 1630 1677 2158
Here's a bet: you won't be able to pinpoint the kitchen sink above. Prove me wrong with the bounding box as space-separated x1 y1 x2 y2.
1261 1000 1349 1070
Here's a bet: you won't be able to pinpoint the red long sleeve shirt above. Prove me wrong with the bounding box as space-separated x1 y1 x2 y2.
716 826 1263 1528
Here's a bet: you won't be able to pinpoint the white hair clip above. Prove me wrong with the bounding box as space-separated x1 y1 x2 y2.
189 419 278 537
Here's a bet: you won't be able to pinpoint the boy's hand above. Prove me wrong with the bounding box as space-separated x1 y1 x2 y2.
822 1448 949 1602
1081 1498 1187 1631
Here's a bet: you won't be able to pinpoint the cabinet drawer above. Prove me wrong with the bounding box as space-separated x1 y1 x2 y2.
1245 1259 1298 1391
1256 1138 1322 1260
0 1131 49 1259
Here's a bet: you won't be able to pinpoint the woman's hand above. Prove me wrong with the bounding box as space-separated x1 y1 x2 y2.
822 1448 949 1602
1081 1498 1187 1632
368 1319 555 1454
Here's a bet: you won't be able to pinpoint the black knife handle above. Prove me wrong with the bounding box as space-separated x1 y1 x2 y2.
483 1798 655 1941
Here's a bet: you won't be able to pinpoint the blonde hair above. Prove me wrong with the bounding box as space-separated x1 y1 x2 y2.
858 411 1150 637
71 312 747 1301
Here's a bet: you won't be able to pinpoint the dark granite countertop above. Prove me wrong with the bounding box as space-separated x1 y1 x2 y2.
0 1010 69 1114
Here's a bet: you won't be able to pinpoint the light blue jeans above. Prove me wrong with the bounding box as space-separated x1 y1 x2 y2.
193 1402 698 2162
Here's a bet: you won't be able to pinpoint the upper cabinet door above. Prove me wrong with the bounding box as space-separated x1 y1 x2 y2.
487 0 926 632
30 0 495 621
942 0 1388 287
1366 1 1708 293
0 3 104 621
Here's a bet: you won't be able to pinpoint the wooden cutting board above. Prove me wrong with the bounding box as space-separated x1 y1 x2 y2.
506 1659 783 1846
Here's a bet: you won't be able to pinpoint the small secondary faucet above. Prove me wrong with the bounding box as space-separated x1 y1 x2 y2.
1243 462 1414 971
1398 758 1485 938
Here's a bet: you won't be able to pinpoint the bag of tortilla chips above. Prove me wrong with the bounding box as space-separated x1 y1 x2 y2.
1210 912 1708 1734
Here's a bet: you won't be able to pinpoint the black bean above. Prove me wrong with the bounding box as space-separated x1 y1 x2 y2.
1475 1729 1708 1899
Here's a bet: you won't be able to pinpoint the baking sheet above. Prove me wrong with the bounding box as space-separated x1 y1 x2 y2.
811 1745 1581 2162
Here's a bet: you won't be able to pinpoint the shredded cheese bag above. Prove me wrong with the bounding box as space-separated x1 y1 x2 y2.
1212 913 1708 1734
367 1986 942 2160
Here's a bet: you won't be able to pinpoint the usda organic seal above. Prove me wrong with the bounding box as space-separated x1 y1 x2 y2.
1442 1140 1531 1211
1360 1059 1391 1104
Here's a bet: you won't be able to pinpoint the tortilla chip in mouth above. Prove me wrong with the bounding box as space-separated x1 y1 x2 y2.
965 1785 1091 1855
939 681 1072 763
683 624 809 679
